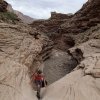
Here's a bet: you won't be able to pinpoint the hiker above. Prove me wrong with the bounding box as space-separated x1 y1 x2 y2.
32 70 47 99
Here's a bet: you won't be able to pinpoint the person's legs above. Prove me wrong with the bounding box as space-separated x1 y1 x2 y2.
36 80 42 99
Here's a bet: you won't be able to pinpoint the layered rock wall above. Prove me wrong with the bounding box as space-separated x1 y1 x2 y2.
0 22 44 100
59 0 100 34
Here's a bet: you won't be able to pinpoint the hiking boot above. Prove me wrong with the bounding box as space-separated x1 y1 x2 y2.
37 91 40 99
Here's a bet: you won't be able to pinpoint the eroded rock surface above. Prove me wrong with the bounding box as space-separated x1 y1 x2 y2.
44 49 77 84
0 22 44 100
59 0 100 34
31 0 100 51
42 39 100 100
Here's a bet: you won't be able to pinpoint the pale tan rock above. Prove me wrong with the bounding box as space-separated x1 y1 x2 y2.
42 39 100 100
0 22 43 100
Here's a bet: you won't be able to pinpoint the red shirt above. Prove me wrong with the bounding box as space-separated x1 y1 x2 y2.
34 74 44 81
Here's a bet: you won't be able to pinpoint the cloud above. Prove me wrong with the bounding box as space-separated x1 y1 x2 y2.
5 0 87 19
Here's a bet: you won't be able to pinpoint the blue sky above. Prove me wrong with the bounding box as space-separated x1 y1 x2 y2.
6 0 87 19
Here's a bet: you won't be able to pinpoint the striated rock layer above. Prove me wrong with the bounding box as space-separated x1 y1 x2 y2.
59 0 100 34
0 22 45 100
31 0 100 51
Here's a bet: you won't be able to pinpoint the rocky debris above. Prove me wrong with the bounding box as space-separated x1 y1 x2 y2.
69 39 100 77
0 0 8 12
30 0 100 51
42 39 100 100
31 12 73 51
72 24 100 45
67 48 84 64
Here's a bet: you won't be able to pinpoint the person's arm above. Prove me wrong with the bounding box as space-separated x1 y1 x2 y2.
41 73 44 81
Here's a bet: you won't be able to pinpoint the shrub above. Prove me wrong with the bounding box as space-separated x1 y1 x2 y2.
0 11 19 22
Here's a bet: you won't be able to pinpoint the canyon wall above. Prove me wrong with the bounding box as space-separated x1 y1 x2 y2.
0 0 100 100
0 22 45 100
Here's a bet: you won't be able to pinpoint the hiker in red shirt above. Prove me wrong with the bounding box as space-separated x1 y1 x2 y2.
34 70 44 87
32 70 45 99
32 69 48 99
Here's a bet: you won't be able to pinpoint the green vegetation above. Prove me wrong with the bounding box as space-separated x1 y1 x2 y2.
0 11 19 22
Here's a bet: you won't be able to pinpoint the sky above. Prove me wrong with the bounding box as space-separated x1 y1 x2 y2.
6 0 87 19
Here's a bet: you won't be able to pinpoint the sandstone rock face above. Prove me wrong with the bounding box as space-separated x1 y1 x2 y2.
0 22 44 100
42 39 100 100
59 0 100 34
31 0 100 51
